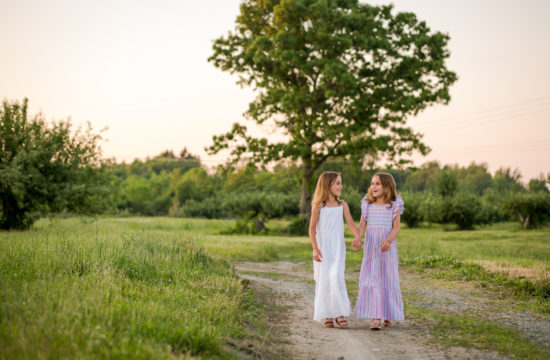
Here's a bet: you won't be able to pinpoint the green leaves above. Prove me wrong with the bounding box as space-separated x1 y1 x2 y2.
207 0 457 213
0 98 108 229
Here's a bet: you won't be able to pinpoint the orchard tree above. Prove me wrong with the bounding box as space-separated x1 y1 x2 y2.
0 98 108 230
207 0 457 214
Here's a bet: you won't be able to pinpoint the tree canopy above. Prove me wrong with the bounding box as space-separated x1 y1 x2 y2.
0 98 108 229
207 0 457 213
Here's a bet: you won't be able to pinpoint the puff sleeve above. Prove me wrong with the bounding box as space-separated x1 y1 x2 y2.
360 197 369 221
392 194 404 220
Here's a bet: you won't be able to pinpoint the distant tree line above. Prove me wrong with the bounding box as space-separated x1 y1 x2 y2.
104 151 550 231
1 98 549 230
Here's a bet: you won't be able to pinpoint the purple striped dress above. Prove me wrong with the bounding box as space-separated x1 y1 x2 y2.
354 195 404 320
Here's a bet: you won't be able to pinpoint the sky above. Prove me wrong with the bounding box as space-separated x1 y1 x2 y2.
1 0 549 182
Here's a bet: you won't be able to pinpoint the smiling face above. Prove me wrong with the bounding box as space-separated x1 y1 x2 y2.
329 175 343 199
370 175 385 199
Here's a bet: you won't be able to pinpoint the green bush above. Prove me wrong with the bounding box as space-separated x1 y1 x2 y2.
401 192 424 228
180 198 223 219
436 170 459 197
503 192 550 229
441 193 483 230
223 211 269 235
419 192 443 224
480 189 510 223
287 215 310 236
180 191 299 219
341 187 363 220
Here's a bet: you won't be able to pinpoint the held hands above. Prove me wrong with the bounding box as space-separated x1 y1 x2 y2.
380 239 392 252
313 248 322 262
352 237 362 251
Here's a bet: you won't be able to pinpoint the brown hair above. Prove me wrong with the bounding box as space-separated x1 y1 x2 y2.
366 172 397 207
312 171 341 206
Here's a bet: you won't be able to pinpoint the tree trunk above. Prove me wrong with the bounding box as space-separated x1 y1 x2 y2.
300 166 313 215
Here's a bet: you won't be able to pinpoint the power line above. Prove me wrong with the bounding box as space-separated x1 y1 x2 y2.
414 96 550 127
420 101 550 131
434 145 550 157
425 107 550 134
435 138 550 152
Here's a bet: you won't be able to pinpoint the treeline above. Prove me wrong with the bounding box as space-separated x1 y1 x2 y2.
105 150 550 230
2 97 549 231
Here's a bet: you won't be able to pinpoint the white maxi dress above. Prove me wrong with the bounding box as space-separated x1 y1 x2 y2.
313 205 351 321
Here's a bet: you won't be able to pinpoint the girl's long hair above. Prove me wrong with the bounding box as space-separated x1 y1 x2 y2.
366 172 397 207
311 171 341 207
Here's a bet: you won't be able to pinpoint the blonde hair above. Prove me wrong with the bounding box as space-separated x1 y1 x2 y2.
366 172 397 207
312 172 341 206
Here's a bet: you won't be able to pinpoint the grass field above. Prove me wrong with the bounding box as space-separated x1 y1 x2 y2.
0 218 270 359
1 216 549 359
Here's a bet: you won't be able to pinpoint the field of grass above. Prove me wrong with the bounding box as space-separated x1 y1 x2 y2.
0 217 271 359
1 216 549 359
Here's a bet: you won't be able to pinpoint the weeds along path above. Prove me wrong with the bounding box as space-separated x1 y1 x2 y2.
236 261 503 360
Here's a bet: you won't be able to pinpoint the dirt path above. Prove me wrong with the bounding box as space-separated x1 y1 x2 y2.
236 261 508 360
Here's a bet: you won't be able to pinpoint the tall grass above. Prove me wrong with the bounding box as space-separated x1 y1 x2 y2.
0 219 255 359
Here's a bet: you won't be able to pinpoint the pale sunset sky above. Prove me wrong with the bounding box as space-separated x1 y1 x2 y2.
1 0 549 181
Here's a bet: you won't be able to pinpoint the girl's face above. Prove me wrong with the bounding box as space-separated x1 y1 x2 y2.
370 176 385 198
329 175 343 198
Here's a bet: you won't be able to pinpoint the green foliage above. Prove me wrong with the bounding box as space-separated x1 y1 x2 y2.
458 163 493 195
418 192 443 224
181 191 300 219
176 167 212 203
401 192 424 228
223 211 269 235
440 193 484 230
0 98 108 229
287 215 310 236
503 192 550 229
528 175 549 194
207 0 457 213
490 167 524 195
480 189 510 223
118 173 172 216
405 161 441 193
121 150 200 178
100 148 535 227
436 169 459 197
341 186 363 220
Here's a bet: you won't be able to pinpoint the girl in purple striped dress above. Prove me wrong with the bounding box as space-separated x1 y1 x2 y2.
352 172 404 330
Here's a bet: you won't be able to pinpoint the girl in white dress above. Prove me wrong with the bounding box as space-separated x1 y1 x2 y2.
309 171 359 327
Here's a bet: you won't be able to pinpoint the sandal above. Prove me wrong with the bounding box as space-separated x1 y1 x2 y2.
370 319 382 330
335 316 348 328
383 320 393 327
324 318 335 328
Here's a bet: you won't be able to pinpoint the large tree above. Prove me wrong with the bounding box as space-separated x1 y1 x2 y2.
0 98 108 230
207 0 457 214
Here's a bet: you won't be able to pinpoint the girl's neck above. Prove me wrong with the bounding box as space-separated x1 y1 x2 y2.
325 195 339 206
374 196 386 205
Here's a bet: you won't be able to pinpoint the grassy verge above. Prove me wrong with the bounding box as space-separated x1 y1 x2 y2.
404 302 550 360
0 220 272 359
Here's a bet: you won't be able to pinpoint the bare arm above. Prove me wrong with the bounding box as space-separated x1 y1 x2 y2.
357 215 366 239
309 205 322 262
353 214 367 250
381 213 401 252
342 201 359 238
